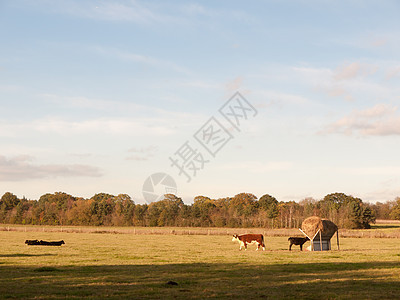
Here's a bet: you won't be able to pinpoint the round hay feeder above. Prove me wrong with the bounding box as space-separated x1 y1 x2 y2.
300 216 339 251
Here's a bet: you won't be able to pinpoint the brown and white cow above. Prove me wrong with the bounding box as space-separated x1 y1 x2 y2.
232 234 265 251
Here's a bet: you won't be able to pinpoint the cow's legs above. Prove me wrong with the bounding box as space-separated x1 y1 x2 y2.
256 243 265 251
262 242 266 251
289 243 292 251
239 241 245 250
300 244 303 251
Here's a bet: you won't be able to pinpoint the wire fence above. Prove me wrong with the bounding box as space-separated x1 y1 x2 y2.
1 223 400 238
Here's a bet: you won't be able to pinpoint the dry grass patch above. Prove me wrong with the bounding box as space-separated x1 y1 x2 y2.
0 230 400 299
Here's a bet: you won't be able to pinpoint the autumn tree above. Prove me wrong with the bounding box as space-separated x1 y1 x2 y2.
320 192 348 224
258 194 279 227
278 201 303 228
0 192 20 211
212 197 231 227
229 193 258 227
390 197 400 220
193 196 215 226
371 201 395 219
66 198 92 225
89 193 116 225
37 192 77 225
147 194 184 227
0 190 385 229
112 194 135 226
299 197 318 217
133 204 147 226
320 193 375 229
230 193 257 216
361 206 376 229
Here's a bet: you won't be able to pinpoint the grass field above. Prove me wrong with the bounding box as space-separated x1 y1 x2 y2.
1 228 400 299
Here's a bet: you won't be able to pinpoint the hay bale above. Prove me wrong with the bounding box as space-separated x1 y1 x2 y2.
301 216 338 240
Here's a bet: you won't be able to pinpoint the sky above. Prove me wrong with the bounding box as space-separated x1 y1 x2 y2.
1 0 400 204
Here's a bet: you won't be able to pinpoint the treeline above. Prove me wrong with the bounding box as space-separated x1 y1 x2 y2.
1 191 400 229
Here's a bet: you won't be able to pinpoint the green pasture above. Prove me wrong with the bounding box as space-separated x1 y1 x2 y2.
1 231 400 299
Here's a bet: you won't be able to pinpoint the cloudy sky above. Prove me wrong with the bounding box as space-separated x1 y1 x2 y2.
1 0 400 203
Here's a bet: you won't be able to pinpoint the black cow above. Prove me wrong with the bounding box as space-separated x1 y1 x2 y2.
48 240 65 246
25 239 40 245
25 240 65 246
288 237 309 251
39 240 65 246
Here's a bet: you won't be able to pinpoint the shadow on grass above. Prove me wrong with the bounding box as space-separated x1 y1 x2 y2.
371 224 400 229
0 261 399 299
0 253 57 258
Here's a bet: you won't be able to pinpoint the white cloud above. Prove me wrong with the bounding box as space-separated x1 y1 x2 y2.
19 0 257 29
385 66 400 80
89 1 166 23
126 145 158 161
220 161 293 173
333 62 361 80
36 92 206 129
40 93 147 112
38 118 174 136
181 3 213 17
293 66 333 83
225 77 243 94
0 85 21 92
0 117 176 137
0 155 102 181
362 180 400 202
331 61 378 82
69 153 93 159
93 47 191 74
321 103 400 136
254 89 311 106
294 62 396 103
328 31 395 52
338 166 400 176
25 0 175 24
175 79 220 90
370 38 388 48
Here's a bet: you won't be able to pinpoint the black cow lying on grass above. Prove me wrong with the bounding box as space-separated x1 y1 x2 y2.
25 239 41 245
40 240 65 246
288 237 309 251
25 240 65 246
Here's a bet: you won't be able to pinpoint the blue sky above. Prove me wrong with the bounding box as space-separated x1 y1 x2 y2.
1 0 400 203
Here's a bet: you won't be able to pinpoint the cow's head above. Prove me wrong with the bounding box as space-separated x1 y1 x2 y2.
61 240 65 244
232 234 239 242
